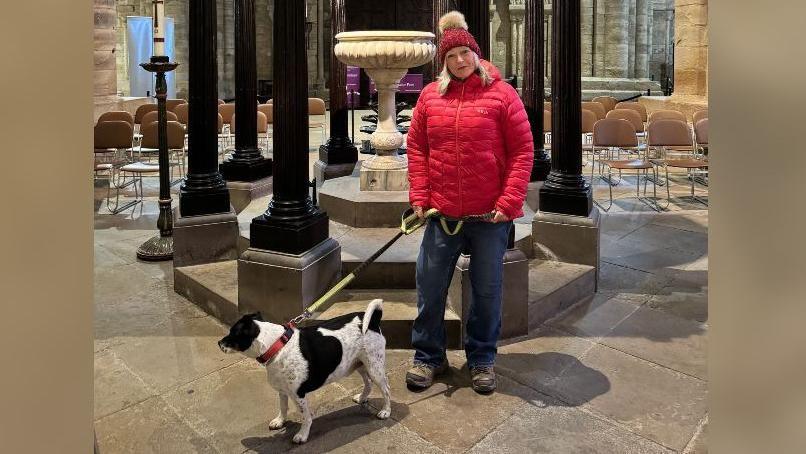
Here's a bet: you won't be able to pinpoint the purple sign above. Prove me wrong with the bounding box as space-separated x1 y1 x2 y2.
346 66 360 106
345 66 423 105
369 73 423 93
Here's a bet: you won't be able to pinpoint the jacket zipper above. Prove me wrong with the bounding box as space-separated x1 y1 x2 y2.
455 83 465 216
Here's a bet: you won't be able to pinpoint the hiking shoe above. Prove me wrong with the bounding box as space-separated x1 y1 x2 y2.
405 360 448 389
470 365 496 394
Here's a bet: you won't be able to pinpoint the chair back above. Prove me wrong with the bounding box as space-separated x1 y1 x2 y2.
94 121 133 149
166 99 187 113
174 103 189 125
544 101 551 112
646 119 692 147
543 109 551 132
217 113 224 133
593 118 638 148
614 101 647 122
141 110 178 128
649 109 686 124
97 111 134 126
308 98 326 115
581 109 597 134
581 101 606 120
140 121 186 149
217 99 226 105
591 96 618 112
218 103 236 124
694 118 709 146
230 111 269 134
692 109 708 125
134 103 158 124
606 109 644 132
258 104 273 124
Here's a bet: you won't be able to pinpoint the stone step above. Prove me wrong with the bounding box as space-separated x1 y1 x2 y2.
174 260 240 326
526 260 596 331
314 289 462 350
173 258 595 350
338 222 534 289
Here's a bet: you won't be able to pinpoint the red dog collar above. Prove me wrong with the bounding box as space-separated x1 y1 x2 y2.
256 323 295 364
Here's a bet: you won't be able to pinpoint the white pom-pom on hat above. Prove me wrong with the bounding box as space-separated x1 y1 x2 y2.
438 11 468 34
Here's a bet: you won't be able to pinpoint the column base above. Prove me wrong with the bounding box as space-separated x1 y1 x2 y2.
359 167 409 191
526 181 544 212
238 238 342 323
530 153 551 182
532 207 601 289
313 160 356 188
179 186 231 217
226 176 273 214
318 136 358 165
220 157 273 182
173 210 239 268
249 210 330 255
448 248 530 342
538 183 593 217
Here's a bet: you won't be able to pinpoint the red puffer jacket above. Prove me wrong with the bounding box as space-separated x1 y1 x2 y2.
407 60 534 220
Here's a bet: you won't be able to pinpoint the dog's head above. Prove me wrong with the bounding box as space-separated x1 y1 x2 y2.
218 312 264 354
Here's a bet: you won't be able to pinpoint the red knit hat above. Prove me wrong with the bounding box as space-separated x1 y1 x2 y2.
438 11 482 66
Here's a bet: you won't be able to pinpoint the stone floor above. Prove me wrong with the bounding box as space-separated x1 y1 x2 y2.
93 127 708 453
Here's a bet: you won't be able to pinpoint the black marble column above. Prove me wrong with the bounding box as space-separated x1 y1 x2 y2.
180 0 231 216
220 0 272 181
249 0 329 254
319 0 357 165
538 0 592 216
524 0 550 182
455 0 490 59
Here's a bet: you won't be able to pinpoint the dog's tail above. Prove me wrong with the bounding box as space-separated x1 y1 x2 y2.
361 299 383 334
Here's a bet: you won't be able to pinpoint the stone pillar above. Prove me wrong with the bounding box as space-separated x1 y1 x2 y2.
314 0 358 186
673 0 708 97
493 0 513 77
580 0 594 76
627 0 637 78
604 0 629 78
523 0 550 190
174 0 238 268
240 0 341 323
220 0 273 185
539 0 592 216
93 0 125 121
432 0 457 78
456 0 490 59
634 0 650 78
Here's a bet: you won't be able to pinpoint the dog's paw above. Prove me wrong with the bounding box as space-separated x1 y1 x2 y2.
268 417 285 430
353 393 368 404
292 433 308 444
376 408 391 420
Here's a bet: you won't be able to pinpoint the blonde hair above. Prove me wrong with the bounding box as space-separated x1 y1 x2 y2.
437 52 492 95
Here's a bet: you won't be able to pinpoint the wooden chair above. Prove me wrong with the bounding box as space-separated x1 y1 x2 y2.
692 109 708 125
308 97 327 145
166 99 187 113
133 104 158 128
581 109 597 159
647 119 708 206
137 120 187 184
648 109 686 124
694 118 708 157
591 96 618 113
174 103 189 125
94 121 141 213
231 111 270 150
97 111 134 126
140 110 178 129
614 101 648 123
581 101 607 121
543 109 552 149
592 118 659 211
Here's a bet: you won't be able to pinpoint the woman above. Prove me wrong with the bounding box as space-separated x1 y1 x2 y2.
406 11 534 393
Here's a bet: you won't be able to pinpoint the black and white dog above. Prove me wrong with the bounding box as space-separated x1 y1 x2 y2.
218 299 391 444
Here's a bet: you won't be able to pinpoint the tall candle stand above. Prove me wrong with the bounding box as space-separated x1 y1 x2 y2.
136 55 179 261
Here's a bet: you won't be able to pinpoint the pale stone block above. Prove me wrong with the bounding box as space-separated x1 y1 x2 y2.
238 238 342 323
173 211 239 268
359 167 410 191
533 208 601 289
226 177 273 214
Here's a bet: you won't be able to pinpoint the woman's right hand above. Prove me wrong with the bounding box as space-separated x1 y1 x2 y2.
412 205 424 219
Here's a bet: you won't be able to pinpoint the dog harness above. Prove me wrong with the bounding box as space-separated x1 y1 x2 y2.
256 323 295 364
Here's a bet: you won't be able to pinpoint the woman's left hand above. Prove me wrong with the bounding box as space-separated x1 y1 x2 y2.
490 210 509 223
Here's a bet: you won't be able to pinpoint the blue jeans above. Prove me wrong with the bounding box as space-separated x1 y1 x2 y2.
411 218 512 369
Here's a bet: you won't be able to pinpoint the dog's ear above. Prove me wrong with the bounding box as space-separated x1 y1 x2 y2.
253 312 265 321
